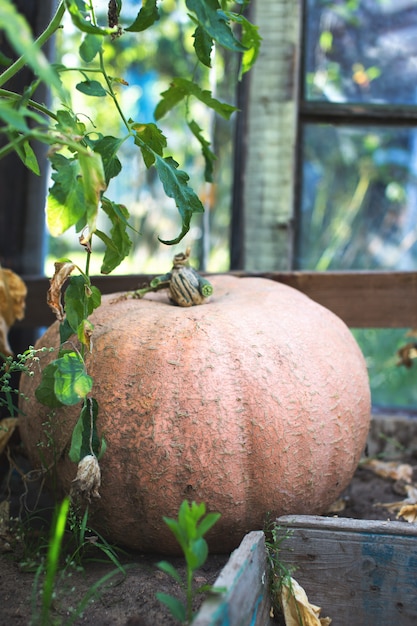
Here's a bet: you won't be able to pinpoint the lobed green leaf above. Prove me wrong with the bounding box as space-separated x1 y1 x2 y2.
132 122 167 169
35 362 64 408
96 198 133 274
53 351 93 405
185 0 246 52
47 154 85 236
154 155 204 245
154 77 237 121
192 25 213 68
91 135 124 184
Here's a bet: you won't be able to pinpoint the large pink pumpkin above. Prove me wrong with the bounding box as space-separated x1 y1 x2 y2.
19 275 370 554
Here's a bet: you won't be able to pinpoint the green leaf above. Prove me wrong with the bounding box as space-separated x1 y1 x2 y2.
0 0 65 98
47 154 85 236
125 0 160 32
186 537 208 570
156 561 183 584
53 351 92 405
68 397 101 462
196 512 221 538
154 155 204 245
92 135 124 184
60 318 75 343
155 593 186 623
185 0 246 52
35 362 64 408
79 34 102 63
64 275 101 333
133 123 167 169
76 80 107 97
77 149 107 235
192 25 213 68
155 77 237 121
224 11 262 77
187 119 215 183
10 134 40 175
96 198 133 274
64 0 115 36
0 103 29 132
55 109 86 137
19 140 40 175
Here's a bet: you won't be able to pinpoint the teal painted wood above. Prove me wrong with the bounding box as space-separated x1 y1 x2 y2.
193 531 274 626
275 515 417 626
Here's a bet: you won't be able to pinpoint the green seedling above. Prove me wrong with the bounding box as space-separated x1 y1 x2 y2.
27 498 126 625
156 500 223 624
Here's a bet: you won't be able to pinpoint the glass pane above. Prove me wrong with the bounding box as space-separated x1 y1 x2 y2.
298 122 417 409
297 124 417 270
305 0 417 104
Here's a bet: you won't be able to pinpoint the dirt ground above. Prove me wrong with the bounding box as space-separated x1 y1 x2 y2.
1 429 416 626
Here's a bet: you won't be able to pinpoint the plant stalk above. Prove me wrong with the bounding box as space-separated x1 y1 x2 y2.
0 1 66 88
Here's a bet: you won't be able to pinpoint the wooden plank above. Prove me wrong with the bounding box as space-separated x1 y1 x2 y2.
16 271 417 329
193 531 273 626
275 515 417 626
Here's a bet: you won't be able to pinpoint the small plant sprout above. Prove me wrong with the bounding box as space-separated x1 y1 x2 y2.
156 500 223 624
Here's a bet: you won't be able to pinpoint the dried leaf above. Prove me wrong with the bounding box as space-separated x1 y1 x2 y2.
47 261 76 321
280 577 332 626
0 268 27 356
0 417 18 456
377 484 417 518
362 459 413 483
397 504 417 523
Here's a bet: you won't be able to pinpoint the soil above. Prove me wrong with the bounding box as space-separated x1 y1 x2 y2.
1 434 416 626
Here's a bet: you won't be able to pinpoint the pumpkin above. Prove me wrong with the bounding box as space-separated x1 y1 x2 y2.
19 275 370 554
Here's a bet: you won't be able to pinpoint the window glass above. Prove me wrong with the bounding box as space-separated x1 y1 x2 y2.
297 124 417 270
301 1 417 409
305 0 417 104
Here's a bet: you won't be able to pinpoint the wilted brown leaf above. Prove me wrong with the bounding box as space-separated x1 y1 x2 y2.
0 268 27 357
362 459 413 483
0 417 18 456
47 261 76 321
279 577 332 626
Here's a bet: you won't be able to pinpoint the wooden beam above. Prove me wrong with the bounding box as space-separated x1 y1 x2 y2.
17 271 417 329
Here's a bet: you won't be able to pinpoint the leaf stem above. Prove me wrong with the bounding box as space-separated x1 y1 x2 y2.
0 89 57 120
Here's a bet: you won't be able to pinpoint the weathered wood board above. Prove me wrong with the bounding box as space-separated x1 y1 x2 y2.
17 271 417 329
275 515 417 626
193 530 274 626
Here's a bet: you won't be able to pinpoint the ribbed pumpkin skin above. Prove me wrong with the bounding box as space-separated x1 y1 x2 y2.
19 275 370 554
